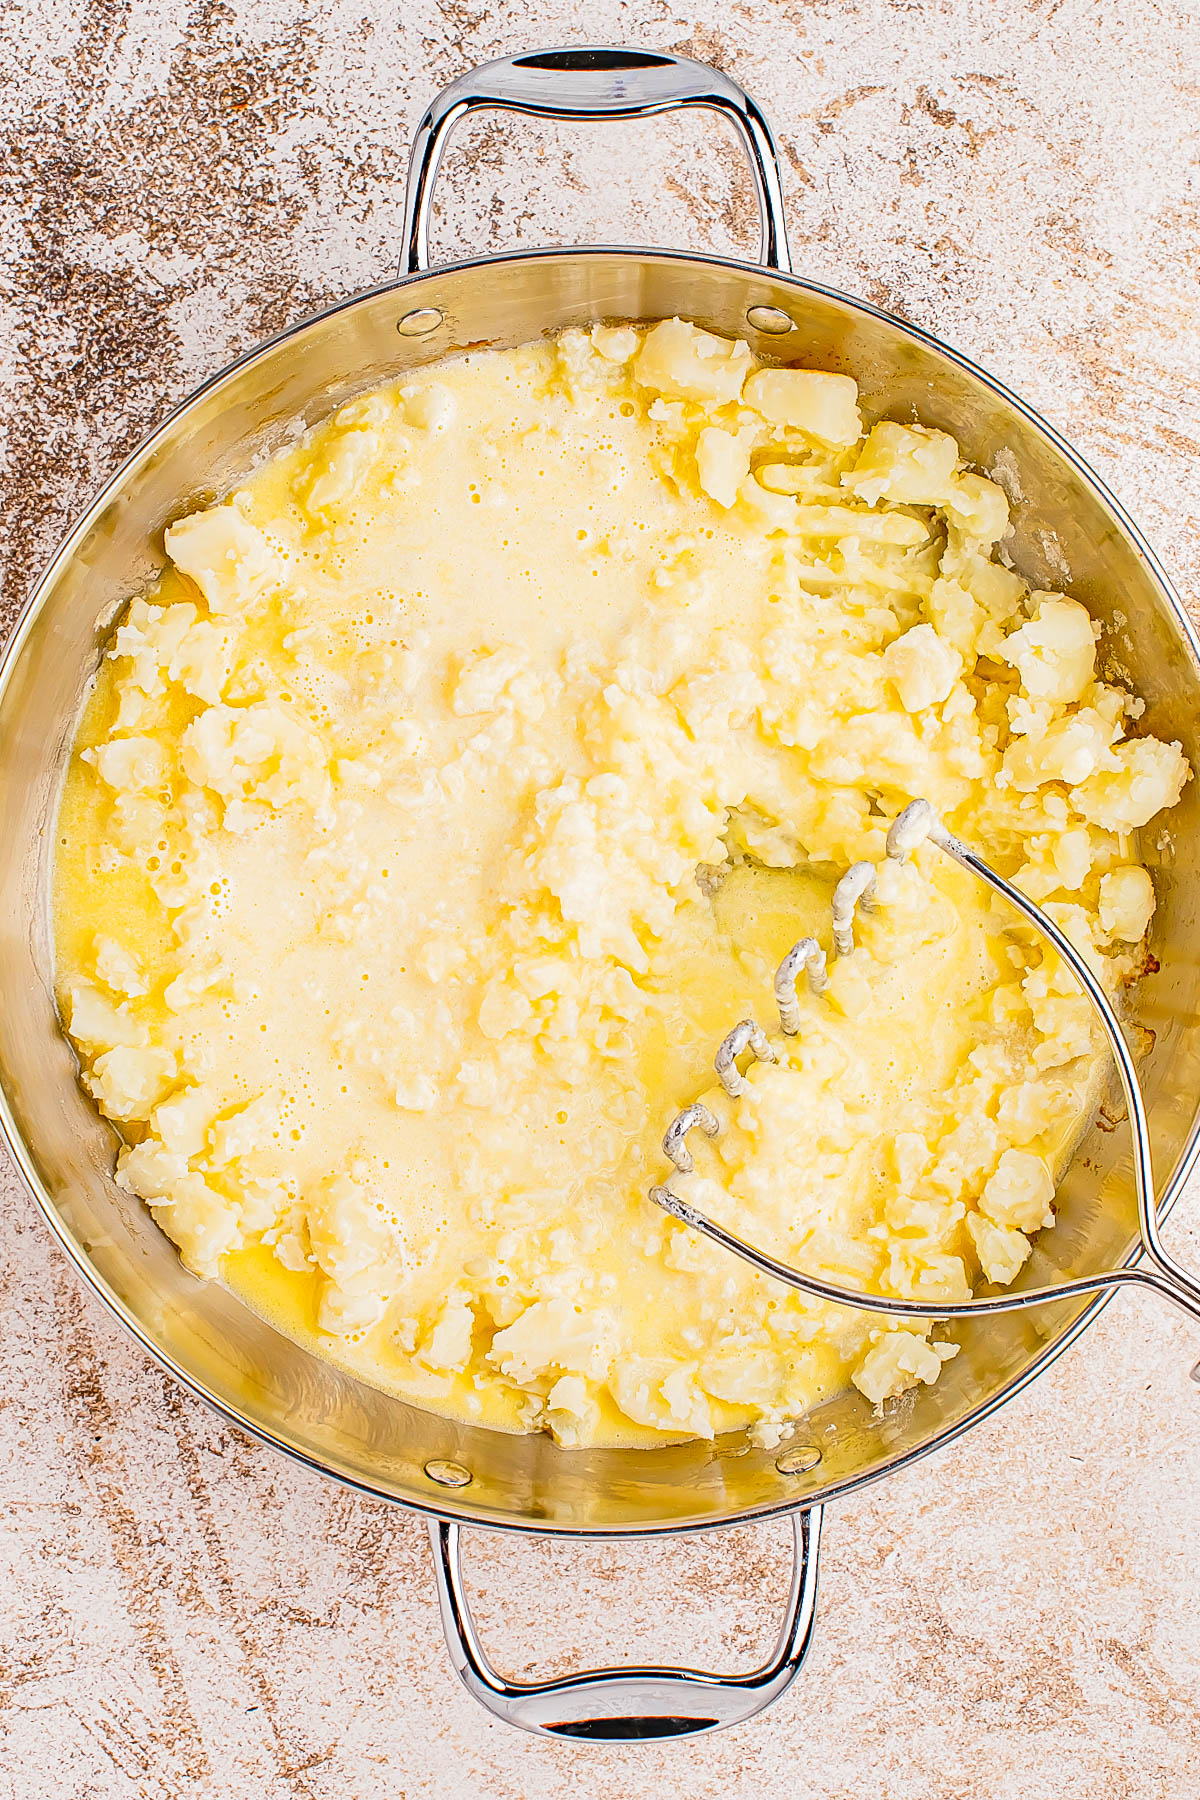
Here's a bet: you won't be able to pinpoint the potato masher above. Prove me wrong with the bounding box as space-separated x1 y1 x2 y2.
649 800 1200 1361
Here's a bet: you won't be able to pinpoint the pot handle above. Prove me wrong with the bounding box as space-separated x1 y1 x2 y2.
401 45 792 276
427 1505 823 1740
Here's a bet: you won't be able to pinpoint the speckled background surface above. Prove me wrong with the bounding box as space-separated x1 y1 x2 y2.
3 3 1200 1795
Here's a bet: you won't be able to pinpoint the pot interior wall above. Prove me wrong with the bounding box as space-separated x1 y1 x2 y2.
2 251 1198 1533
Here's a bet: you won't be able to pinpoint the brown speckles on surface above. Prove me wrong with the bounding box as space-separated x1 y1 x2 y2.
2 3 1200 1797
0 1 328 611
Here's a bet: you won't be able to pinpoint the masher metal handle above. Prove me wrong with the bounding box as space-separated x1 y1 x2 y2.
939 821 1200 1329
401 45 792 273
429 1508 822 1740
652 807 1200 1352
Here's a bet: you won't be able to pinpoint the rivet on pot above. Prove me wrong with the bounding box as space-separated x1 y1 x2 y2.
746 304 794 335
775 1444 821 1475
424 1457 473 1488
397 307 445 337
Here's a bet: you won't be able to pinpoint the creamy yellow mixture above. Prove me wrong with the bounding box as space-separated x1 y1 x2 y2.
54 319 1188 1447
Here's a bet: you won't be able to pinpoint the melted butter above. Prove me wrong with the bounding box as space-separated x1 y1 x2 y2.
222 1234 767 1446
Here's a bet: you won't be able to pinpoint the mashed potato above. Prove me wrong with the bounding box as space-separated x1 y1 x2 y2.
53 320 1188 1447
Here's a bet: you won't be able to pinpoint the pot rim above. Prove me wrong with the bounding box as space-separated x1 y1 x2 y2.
5 242 1200 1537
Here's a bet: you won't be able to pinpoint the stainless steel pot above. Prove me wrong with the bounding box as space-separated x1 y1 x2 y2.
2 46 1199 1742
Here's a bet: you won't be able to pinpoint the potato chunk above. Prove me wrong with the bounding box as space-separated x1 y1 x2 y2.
633 318 751 406
165 505 284 616
742 368 861 446
843 421 959 505
1001 596 1098 704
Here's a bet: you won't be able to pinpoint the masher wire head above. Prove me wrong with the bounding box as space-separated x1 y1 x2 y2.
775 938 827 1033
649 797 1200 1372
715 1018 776 1097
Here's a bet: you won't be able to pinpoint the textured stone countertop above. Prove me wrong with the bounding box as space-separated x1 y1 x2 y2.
3 3 1200 1795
